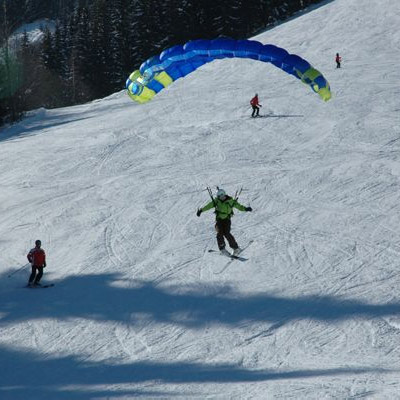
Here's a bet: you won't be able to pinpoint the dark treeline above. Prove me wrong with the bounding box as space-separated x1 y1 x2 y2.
0 0 322 126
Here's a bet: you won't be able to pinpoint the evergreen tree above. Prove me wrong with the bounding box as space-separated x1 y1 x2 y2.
107 0 124 91
1 0 328 126
0 0 23 122
86 0 108 98
218 0 245 39
161 0 187 45
40 26 54 70
74 6 91 101
120 0 138 77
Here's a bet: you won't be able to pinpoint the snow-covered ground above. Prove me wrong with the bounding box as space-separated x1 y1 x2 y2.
8 19 55 50
1 0 400 398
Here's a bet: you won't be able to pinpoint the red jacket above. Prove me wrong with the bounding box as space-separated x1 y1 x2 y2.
336 55 341 63
250 95 259 106
27 247 46 267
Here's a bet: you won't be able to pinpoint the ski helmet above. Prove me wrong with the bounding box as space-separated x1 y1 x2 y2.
35 239 41 247
217 188 226 199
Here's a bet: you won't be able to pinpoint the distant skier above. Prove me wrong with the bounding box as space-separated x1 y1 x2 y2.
335 53 342 68
250 94 262 117
27 240 46 287
197 188 252 256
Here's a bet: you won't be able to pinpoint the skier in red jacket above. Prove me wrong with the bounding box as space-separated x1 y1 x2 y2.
335 53 342 68
27 240 46 286
250 94 262 117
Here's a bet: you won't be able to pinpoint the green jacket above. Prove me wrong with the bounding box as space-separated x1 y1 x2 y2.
200 196 247 220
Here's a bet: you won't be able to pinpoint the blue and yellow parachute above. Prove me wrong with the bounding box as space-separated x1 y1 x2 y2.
126 38 331 103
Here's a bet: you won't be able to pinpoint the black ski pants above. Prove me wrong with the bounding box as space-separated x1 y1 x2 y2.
29 265 44 284
215 218 238 250
251 105 260 117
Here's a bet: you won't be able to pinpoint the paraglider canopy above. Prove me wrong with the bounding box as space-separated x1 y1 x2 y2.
126 38 331 103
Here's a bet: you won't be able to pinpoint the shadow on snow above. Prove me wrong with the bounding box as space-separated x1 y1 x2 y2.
1 271 400 328
0 111 92 142
259 114 304 118
0 343 392 400
1 271 398 398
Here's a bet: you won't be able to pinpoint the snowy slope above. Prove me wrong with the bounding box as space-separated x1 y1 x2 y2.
1 0 400 398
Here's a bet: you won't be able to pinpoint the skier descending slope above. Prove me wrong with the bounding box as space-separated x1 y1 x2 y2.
335 52 342 68
197 188 252 256
250 93 262 117
27 240 46 287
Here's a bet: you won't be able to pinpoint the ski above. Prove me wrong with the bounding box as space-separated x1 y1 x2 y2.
210 240 254 274
208 249 248 262
25 283 54 289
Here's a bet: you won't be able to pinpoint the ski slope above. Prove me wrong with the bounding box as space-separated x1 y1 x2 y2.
1 0 400 398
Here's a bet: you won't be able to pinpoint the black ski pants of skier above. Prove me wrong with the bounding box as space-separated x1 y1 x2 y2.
215 218 238 250
29 265 44 284
251 105 260 117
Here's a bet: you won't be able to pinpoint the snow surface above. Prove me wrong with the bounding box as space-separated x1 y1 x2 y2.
8 19 56 50
1 0 400 398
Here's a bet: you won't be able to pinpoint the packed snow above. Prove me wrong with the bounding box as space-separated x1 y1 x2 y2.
1 0 400 398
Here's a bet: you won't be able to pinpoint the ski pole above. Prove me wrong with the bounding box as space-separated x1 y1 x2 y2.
206 186 217 214
206 186 216 206
7 263 30 278
234 187 243 201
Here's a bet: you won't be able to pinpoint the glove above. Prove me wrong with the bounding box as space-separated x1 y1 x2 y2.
245 207 252 212
196 209 202 217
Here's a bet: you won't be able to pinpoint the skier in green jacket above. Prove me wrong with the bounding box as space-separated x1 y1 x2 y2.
197 188 252 256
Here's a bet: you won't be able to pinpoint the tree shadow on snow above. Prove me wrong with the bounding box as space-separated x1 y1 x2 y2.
0 344 392 400
1 271 400 328
258 114 304 118
1 271 399 398
0 112 93 142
